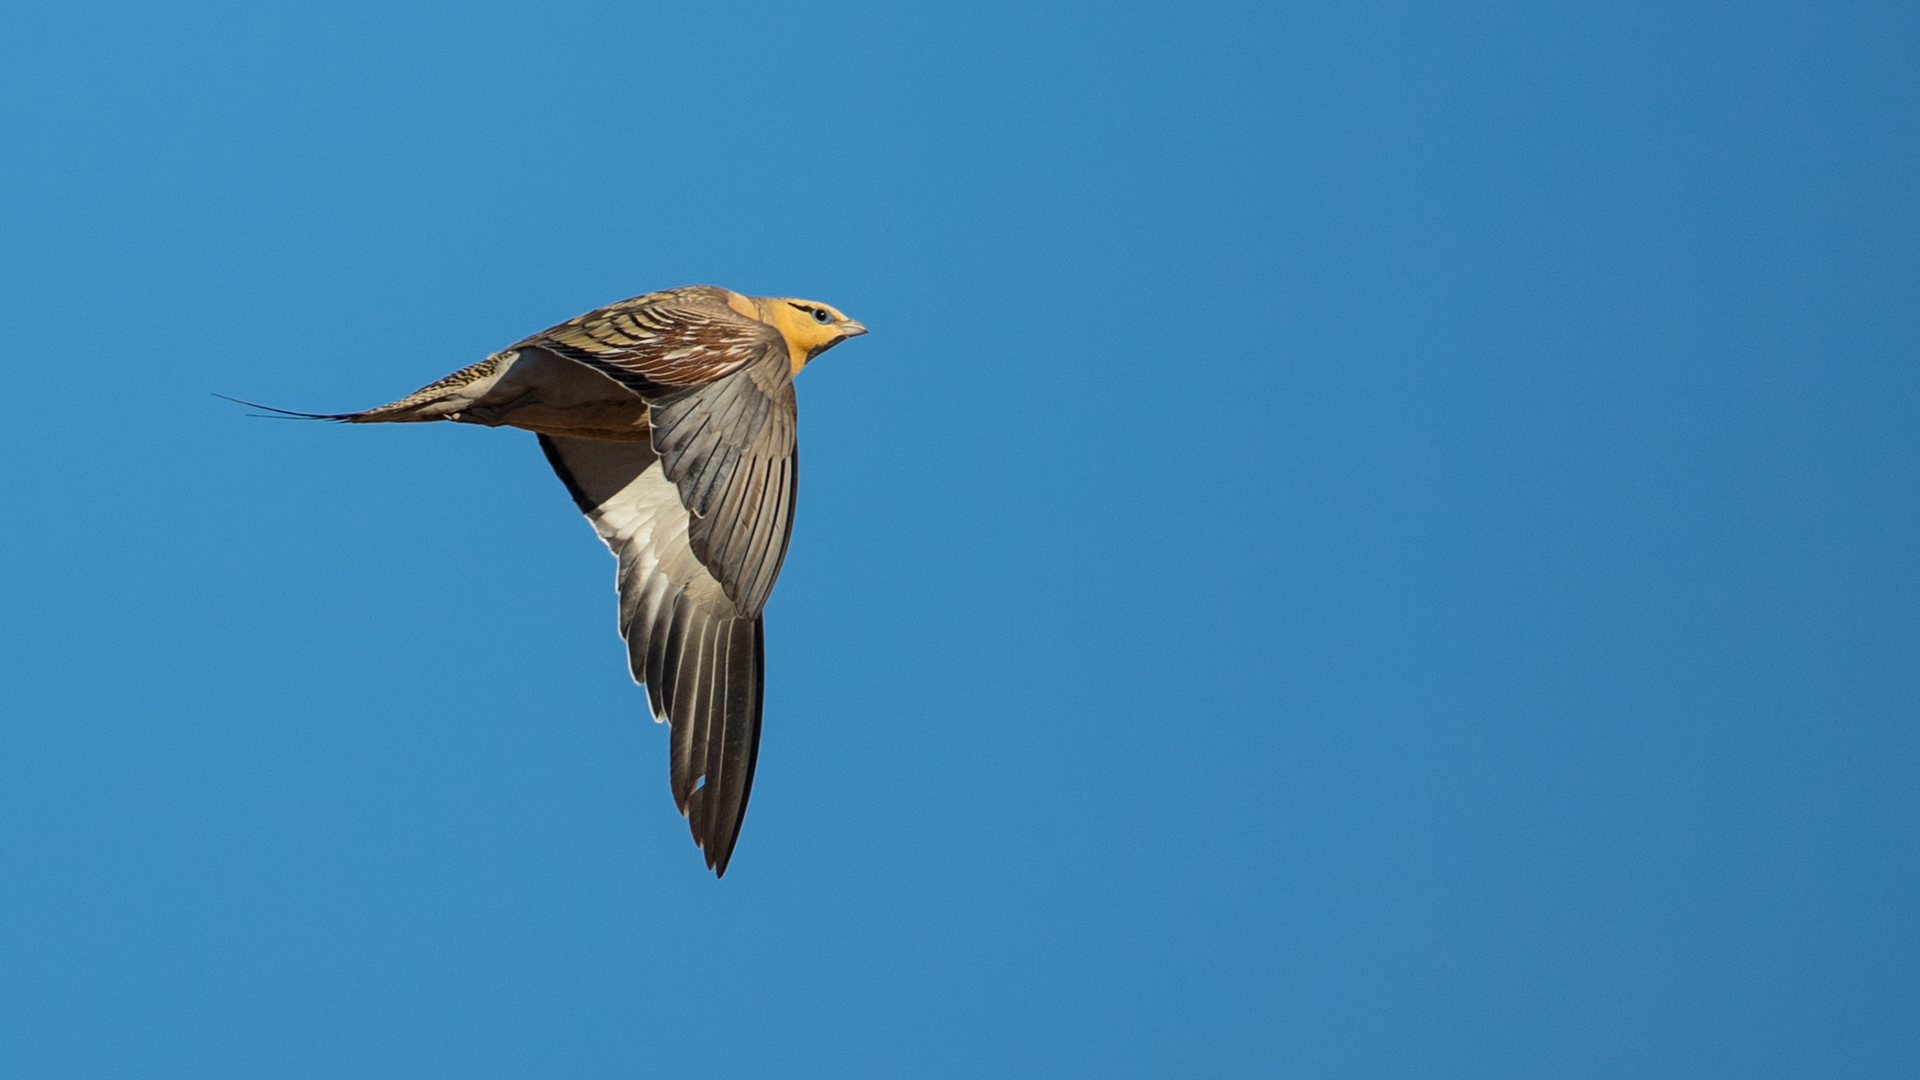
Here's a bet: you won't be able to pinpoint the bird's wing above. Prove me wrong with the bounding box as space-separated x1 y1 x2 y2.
518 286 782 396
539 434 767 876
527 288 802 875
646 359 799 619
525 286 799 617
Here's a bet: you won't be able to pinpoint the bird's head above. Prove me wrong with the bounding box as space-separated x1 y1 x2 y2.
755 296 869 374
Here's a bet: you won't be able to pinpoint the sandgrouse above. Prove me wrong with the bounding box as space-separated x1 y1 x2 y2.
241 286 867 876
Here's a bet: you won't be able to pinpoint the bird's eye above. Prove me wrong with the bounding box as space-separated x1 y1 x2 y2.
811 308 833 324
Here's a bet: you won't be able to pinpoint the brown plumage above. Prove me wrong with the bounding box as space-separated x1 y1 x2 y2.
244 286 868 875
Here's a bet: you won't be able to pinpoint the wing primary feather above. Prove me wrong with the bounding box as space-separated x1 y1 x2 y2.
730 617 768 876
655 400 720 510
699 621 734 864
665 598 700 811
707 616 761 876
624 573 666 686
678 417 736 516
706 455 765 590
644 593 675 722
743 452 796 616
684 615 723 860
732 454 775 589
687 606 721 816
728 431 786 608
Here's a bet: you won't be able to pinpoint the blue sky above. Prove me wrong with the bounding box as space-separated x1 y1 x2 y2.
1 1 1915 1076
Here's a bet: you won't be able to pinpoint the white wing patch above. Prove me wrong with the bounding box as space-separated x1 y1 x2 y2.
540 436 734 722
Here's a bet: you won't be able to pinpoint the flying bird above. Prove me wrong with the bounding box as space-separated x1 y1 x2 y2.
242 286 868 876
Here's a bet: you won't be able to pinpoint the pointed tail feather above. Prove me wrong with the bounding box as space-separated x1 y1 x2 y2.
214 354 509 425
211 394 356 421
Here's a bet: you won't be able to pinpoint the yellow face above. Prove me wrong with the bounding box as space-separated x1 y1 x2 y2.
753 296 870 375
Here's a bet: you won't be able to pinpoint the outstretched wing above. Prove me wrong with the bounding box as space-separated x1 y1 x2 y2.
530 289 803 875
526 287 799 617
647 361 798 618
539 435 767 876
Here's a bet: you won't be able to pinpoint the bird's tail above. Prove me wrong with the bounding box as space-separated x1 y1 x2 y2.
212 394 358 421
216 355 508 424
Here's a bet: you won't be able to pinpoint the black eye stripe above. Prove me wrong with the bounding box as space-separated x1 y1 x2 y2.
788 301 834 324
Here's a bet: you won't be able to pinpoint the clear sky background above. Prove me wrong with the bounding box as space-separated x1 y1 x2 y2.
2 1 1915 1077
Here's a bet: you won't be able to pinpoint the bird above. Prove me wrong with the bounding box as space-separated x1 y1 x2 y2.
237 285 868 876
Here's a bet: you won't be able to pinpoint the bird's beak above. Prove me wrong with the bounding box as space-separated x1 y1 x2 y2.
841 319 869 337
